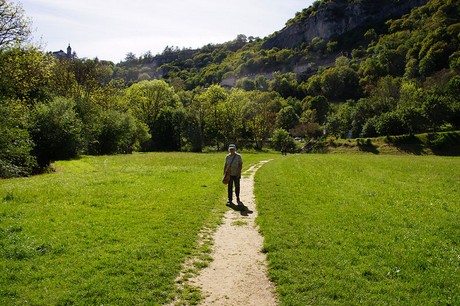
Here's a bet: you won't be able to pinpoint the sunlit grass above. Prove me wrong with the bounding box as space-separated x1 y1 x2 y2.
0 152 275 305
255 154 459 305
4 152 456 305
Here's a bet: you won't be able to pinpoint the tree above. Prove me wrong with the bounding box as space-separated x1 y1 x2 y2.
200 85 227 149
254 75 270 91
71 58 111 99
303 95 330 124
221 89 247 145
235 77 255 91
362 116 379 137
0 47 53 102
0 0 32 49
276 106 299 131
244 91 278 149
48 58 78 98
320 66 361 100
151 106 185 151
124 52 137 63
374 111 406 136
0 98 36 177
271 72 300 98
398 107 427 134
94 109 150 155
125 80 180 140
29 97 83 168
422 91 452 129
271 128 296 151
325 102 354 138
358 58 386 92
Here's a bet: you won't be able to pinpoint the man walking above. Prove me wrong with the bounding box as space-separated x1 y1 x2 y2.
224 144 243 205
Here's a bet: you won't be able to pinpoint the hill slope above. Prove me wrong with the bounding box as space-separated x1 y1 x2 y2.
262 0 429 50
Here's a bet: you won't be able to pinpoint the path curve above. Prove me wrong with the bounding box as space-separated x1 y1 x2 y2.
190 160 277 305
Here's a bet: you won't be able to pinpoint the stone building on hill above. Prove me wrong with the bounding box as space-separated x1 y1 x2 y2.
52 44 75 59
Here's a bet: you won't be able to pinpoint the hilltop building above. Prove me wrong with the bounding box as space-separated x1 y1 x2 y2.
52 44 75 59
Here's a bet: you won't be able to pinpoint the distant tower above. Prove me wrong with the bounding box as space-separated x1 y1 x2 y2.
67 44 72 58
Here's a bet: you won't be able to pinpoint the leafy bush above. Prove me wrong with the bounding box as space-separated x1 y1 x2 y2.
93 110 150 155
362 116 378 137
150 107 185 151
271 128 297 151
428 132 460 152
29 97 82 167
276 106 299 131
422 91 453 129
0 99 36 177
398 107 428 134
375 111 406 136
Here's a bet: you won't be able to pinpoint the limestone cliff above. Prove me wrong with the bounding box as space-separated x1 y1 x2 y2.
262 0 429 50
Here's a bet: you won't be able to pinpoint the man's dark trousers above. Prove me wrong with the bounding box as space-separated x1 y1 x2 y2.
228 176 240 203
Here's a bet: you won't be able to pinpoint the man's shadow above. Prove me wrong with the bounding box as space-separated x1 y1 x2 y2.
226 202 253 216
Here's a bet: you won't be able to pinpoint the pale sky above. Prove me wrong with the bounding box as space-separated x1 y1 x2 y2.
21 0 314 63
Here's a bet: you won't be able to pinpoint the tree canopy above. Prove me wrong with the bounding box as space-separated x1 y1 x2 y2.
1 0 459 177
0 0 31 49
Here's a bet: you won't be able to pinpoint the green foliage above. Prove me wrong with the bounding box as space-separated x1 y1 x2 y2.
124 80 180 150
0 0 32 49
221 88 247 145
361 116 378 137
271 128 297 151
151 106 185 151
398 106 428 134
199 84 228 149
325 102 354 137
271 72 301 99
125 79 180 128
276 106 299 131
243 91 279 149
306 64 361 100
29 97 83 168
0 98 36 177
0 47 53 102
1 0 459 178
374 111 406 136
367 0 460 81
303 95 330 124
422 90 454 129
96 110 149 155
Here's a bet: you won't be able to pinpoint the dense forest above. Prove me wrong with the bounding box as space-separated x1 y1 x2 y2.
1 0 459 178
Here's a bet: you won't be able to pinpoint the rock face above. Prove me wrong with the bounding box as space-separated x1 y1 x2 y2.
262 0 429 50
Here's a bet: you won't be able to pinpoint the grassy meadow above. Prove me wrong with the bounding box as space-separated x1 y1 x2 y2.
255 154 459 305
1 152 458 305
0 152 274 305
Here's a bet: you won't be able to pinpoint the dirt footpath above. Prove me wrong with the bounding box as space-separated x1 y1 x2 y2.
190 160 277 306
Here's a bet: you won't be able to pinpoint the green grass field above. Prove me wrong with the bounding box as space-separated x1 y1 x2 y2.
0 152 274 305
255 154 459 305
1 152 458 305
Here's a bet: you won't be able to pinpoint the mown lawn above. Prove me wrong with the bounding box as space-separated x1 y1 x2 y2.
255 154 459 305
0 152 274 305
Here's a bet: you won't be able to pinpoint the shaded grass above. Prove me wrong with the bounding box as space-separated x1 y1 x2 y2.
255 154 459 305
322 131 460 155
0 152 275 305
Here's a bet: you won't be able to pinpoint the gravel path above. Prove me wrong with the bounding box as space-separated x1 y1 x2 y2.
190 160 277 305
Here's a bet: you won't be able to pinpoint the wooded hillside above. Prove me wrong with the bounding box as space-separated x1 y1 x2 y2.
1 0 459 177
